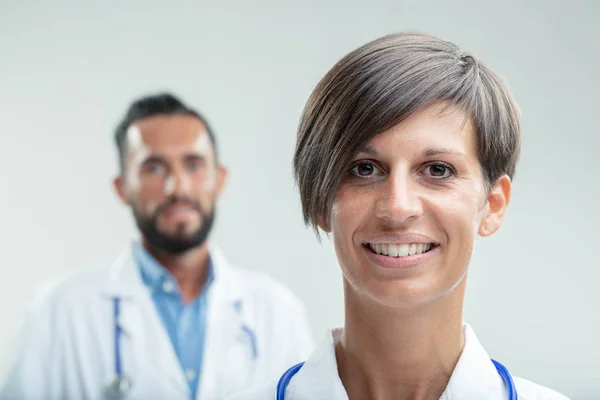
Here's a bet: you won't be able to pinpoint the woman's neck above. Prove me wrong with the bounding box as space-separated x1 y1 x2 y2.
337 280 466 400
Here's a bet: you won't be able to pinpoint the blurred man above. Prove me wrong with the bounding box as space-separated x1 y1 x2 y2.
0 93 314 399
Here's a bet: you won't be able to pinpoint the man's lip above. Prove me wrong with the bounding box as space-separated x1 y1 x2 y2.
160 204 199 215
361 233 439 245
161 202 198 211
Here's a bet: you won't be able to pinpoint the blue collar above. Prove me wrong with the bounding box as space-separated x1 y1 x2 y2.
134 243 214 294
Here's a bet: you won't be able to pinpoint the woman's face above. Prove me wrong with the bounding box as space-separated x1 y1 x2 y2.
323 103 511 308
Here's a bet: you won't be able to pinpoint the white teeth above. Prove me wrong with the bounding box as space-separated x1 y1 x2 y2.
368 242 434 258
409 244 417 256
398 244 409 257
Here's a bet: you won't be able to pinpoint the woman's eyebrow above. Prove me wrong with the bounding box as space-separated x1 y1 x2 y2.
422 148 467 158
356 146 467 158
357 145 378 155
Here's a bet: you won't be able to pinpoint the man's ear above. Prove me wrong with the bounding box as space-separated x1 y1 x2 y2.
215 165 228 197
478 175 511 237
113 175 130 205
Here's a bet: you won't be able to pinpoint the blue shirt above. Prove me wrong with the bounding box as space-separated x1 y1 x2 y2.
134 243 214 399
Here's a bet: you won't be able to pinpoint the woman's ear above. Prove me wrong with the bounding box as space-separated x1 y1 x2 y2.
316 215 332 233
478 175 512 237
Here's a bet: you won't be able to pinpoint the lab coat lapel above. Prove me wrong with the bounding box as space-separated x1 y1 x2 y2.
102 246 190 397
196 245 257 399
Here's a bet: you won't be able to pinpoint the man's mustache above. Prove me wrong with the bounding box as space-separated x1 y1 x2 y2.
154 196 203 216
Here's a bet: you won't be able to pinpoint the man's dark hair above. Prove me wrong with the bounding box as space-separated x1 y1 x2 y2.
114 92 218 171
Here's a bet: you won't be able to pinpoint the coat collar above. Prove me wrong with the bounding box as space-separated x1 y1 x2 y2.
99 242 254 399
287 324 508 400
103 242 243 303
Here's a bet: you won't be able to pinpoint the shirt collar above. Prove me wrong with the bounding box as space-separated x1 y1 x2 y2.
288 323 507 400
441 324 507 400
133 242 215 293
287 327 348 399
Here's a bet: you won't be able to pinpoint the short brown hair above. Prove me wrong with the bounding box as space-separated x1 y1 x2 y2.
293 32 521 234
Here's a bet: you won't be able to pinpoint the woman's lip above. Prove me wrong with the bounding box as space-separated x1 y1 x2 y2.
361 233 439 245
362 243 439 269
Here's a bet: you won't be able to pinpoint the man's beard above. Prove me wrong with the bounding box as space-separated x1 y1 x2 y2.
132 196 216 255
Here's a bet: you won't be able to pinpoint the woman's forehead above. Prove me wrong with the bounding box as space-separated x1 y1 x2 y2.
357 103 477 158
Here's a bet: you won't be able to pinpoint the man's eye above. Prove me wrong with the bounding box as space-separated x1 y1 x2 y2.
144 163 166 174
185 159 203 171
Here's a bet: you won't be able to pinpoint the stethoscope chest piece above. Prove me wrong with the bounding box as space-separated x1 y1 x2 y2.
104 375 133 398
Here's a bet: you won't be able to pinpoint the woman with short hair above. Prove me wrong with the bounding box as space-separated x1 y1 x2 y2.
230 32 568 400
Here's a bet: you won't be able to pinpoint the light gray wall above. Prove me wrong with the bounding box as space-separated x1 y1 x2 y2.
1 0 597 397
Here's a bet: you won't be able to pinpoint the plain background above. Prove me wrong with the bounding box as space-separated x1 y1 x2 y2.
1 0 598 398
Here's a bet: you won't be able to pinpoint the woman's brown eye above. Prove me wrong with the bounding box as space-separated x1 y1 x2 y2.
351 162 380 177
424 163 454 179
430 165 447 176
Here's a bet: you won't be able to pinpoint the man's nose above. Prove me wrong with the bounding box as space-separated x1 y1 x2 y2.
164 169 191 197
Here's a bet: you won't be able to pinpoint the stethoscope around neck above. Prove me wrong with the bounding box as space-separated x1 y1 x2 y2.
276 358 518 400
104 297 133 398
103 296 259 398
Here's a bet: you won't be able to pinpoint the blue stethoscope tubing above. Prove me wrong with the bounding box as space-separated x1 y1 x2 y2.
109 296 259 395
114 297 124 379
276 358 517 400
104 297 132 398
